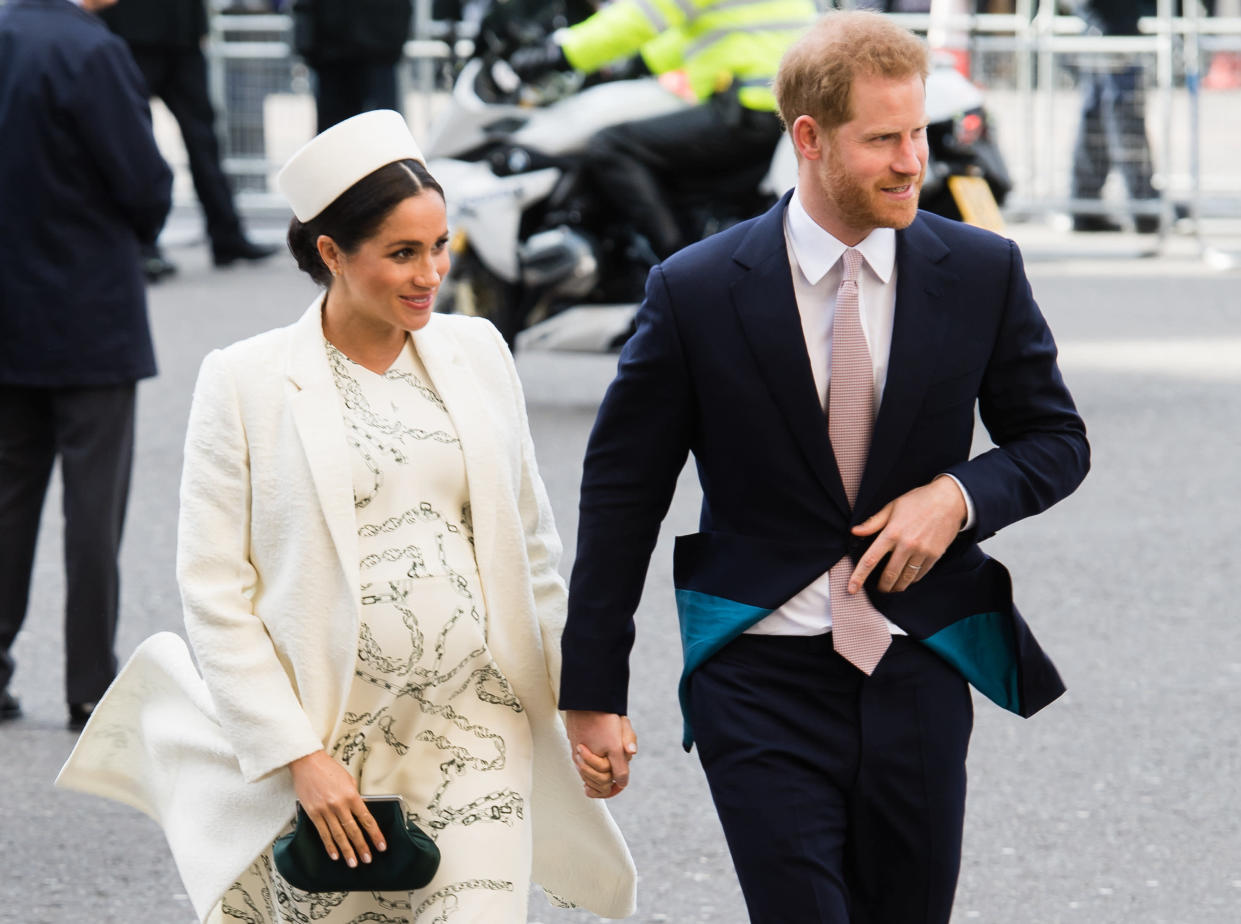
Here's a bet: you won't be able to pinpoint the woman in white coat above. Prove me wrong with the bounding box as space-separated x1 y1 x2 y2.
57 110 636 923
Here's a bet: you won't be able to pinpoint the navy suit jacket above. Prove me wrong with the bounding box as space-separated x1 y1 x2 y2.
0 0 172 386
561 193 1090 746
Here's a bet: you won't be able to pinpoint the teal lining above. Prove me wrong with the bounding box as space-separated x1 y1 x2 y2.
675 588 773 749
920 611 1021 713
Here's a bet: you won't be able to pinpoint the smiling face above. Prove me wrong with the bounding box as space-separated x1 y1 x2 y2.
318 191 451 342
793 72 928 245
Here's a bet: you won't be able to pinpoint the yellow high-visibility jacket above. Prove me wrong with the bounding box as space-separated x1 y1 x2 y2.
559 0 818 111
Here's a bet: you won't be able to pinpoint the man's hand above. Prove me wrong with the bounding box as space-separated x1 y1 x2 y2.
848 475 967 594
563 710 638 799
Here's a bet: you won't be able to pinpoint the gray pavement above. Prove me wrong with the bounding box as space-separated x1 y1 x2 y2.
1 220 1239 923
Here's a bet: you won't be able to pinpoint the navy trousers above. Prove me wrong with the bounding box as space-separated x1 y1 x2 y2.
689 633 973 923
0 384 135 704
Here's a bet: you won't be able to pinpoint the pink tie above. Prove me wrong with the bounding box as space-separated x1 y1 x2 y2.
828 248 891 675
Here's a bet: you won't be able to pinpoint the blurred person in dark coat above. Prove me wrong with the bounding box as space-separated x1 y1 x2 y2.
291 0 413 132
0 0 172 730
101 0 278 275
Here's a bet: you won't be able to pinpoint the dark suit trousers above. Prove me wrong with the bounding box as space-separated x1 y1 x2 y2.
689 633 973 924
0 384 135 703
313 61 400 134
129 45 244 245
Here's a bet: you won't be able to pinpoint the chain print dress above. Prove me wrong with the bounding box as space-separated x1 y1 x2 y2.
213 337 534 924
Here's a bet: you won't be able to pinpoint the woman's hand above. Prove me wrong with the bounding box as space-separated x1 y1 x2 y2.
288 751 387 867
568 714 638 799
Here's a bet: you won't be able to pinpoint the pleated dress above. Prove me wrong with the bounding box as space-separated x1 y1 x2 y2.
213 336 534 923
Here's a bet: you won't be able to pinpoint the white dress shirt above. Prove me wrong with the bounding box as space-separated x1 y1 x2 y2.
744 189 973 637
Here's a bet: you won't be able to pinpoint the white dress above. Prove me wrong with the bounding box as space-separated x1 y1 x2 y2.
214 336 534 923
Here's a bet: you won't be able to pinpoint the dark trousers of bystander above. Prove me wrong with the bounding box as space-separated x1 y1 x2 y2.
128 44 247 248
1071 63 1157 204
585 95 783 259
0 383 136 707
689 633 974 924
313 60 401 133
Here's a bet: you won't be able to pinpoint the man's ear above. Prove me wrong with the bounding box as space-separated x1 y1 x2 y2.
791 114 825 162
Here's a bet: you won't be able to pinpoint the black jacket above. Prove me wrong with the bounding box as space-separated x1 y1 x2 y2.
0 0 171 386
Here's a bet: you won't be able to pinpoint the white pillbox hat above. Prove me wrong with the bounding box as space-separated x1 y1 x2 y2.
276 110 425 222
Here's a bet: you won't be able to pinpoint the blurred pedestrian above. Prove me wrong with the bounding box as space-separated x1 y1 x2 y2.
1070 0 1162 232
56 110 636 922
0 0 172 730
558 11 1089 923
509 0 817 260
291 0 413 133
101 0 278 277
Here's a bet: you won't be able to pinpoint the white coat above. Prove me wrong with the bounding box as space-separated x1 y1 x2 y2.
56 299 637 921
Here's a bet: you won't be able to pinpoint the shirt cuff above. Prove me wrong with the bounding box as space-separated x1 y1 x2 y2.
940 473 976 531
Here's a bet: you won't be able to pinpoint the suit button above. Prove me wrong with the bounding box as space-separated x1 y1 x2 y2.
848 538 865 559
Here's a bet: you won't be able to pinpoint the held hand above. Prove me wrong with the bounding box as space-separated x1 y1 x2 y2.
288 750 386 867
563 711 637 799
848 475 967 595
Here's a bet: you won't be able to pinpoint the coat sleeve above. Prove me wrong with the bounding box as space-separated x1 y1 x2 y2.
65 36 172 245
177 350 325 783
484 322 571 695
943 239 1091 540
559 264 694 715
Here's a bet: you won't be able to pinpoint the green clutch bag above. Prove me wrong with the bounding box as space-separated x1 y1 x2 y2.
273 795 441 893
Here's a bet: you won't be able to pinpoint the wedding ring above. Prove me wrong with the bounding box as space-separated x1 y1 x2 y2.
906 562 922 571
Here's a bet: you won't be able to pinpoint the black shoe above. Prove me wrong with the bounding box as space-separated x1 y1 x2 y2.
142 251 179 283
1072 214 1123 233
212 238 279 267
1134 214 1161 234
67 701 97 731
0 690 20 722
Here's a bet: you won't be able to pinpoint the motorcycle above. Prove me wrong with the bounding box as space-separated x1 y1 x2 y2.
425 55 784 348
920 61 1012 222
425 52 1010 351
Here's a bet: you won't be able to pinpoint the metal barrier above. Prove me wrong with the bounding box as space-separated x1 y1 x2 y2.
841 1 1241 259
190 4 1241 256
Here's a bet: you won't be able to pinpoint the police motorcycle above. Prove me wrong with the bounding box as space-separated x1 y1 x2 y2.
426 40 1010 350
425 46 787 349
920 59 1012 223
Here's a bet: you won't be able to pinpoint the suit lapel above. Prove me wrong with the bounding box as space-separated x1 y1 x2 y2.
730 194 851 516
285 299 360 590
856 216 957 514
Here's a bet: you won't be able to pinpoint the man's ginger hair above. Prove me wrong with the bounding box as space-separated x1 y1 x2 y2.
774 11 930 136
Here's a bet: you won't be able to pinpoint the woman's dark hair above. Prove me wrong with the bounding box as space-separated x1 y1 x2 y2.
287 158 445 287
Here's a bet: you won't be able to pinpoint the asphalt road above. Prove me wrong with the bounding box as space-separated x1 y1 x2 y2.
1 224 1239 924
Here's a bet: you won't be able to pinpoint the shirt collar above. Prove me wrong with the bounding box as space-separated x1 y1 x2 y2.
786 187 896 286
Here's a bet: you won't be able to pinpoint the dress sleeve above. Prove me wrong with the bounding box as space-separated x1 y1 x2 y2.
177 350 324 783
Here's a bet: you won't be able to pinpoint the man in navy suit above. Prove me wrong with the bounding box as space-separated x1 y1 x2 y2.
0 0 172 730
559 11 1089 923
